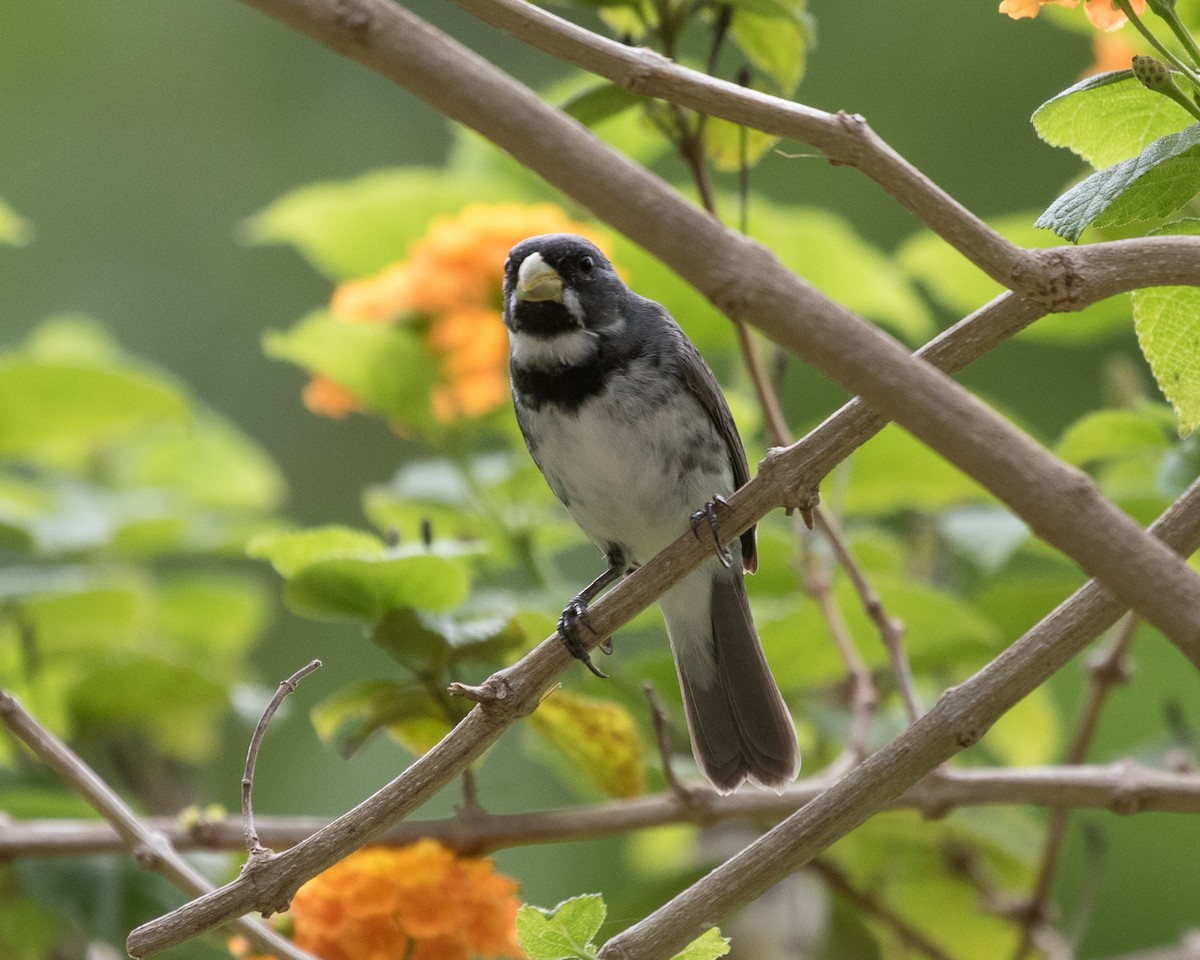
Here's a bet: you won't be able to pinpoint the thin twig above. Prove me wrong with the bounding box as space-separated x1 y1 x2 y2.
243 659 322 859
814 505 923 723
1010 614 1138 960
8 762 1198 862
812 857 962 960
643 682 694 800
0 689 318 960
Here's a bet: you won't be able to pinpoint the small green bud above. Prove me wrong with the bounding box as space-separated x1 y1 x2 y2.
1132 54 1172 91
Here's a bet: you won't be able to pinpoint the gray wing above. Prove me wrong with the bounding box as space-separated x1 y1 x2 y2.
667 319 758 574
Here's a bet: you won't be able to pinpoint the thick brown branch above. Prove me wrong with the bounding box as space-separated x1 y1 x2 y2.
230 0 1200 667
598 482 1200 960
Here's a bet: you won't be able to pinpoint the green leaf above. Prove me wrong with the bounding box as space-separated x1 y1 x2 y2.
898 213 1131 344
729 0 813 95
841 424 992 515
752 205 933 342
120 415 286 511
154 574 269 671
241 168 506 280
704 118 780 173
247 525 386 576
284 553 470 620
982 684 1061 766
1036 124 1200 242
1132 220 1200 433
517 895 606 960
1032 70 1196 170
1056 406 1176 466
671 927 731 960
562 83 646 127
0 198 31 245
311 680 445 757
0 359 190 458
937 506 1029 574
263 311 435 425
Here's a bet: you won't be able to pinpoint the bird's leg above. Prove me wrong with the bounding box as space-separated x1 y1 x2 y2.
690 495 734 569
559 546 627 679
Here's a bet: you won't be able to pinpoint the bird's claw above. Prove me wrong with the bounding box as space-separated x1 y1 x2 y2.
690 496 734 569
558 599 609 679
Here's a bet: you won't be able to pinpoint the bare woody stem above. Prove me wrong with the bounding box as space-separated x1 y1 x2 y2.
227 0 1200 668
242 659 322 858
0 689 318 960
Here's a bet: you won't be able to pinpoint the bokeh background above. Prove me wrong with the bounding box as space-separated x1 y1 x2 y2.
2 1 1195 957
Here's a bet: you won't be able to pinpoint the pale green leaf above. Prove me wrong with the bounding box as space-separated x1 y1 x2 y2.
730 0 813 94
704 117 780 172
671 927 731 960
247 525 385 576
284 553 470 619
0 359 191 458
241 168 506 280
263 310 436 424
311 680 445 757
517 896 606 960
982 684 1061 766
1132 220 1200 433
753 205 933 342
1056 406 1176 465
562 83 646 126
1037 124 1200 242
1033 70 1195 169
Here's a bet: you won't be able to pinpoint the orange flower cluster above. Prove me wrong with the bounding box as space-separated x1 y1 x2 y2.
306 203 607 424
999 0 1145 30
230 842 525 960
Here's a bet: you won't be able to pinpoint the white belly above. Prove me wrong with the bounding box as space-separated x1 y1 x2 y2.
522 381 734 565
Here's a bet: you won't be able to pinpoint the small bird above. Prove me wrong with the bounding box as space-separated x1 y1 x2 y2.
502 234 799 792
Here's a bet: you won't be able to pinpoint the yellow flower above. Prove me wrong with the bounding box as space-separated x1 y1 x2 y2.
229 842 525 960
999 0 1145 30
307 203 609 426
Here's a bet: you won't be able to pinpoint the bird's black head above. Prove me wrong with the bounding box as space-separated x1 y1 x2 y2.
502 234 627 337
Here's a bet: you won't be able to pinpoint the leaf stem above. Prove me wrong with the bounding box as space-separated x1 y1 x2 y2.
1147 0 1200 73
1116 0 1200 89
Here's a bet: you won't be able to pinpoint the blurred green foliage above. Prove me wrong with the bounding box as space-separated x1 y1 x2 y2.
3 1 1200 959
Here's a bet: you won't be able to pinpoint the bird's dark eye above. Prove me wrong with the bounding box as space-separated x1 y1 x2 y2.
578 255 595 273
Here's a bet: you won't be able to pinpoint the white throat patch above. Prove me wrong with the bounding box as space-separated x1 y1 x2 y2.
509 328 599 369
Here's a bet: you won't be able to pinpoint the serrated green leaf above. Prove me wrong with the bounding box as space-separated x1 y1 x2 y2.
0 198 31 245
241 168 505 280
284 553 470 619
898 213 1131 344
0 359 191 458
263 310 436 425
1056 406 1176 465
247 525 385 576
670 927 731 960
1036 124 1200 242
517 895 606 960
1132 220 1200 433
1033 70 1195 169
562 83 646 127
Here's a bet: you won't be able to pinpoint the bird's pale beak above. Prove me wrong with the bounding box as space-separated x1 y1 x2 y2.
515 253 563 303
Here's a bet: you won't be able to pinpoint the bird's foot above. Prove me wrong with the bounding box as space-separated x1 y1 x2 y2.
558 598 609 679
690 495 734 569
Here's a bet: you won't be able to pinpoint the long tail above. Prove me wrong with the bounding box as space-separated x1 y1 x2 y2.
659 562 800 793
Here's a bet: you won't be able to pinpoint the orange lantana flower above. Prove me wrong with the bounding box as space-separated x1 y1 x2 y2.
999 0 1146 31
229 842 525 960
307 203 608 425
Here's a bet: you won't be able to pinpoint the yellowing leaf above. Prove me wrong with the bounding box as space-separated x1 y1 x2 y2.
981 684 1061 766
529 689 645 798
